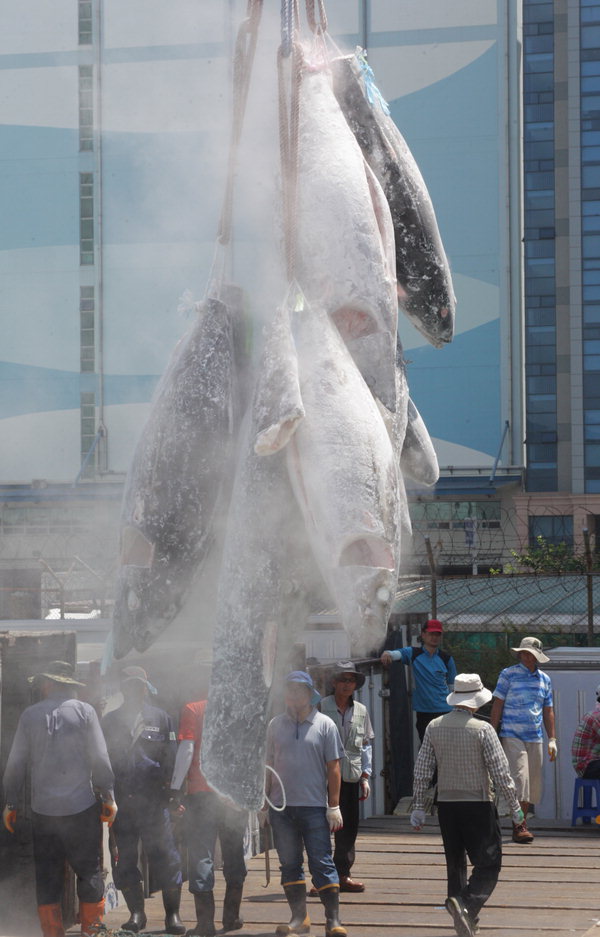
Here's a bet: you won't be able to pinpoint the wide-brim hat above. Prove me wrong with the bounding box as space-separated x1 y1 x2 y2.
120 665 158 695
332 660 366 689
447 673 492 709
511 636 550 664
28 660 85 687
285 670 321 706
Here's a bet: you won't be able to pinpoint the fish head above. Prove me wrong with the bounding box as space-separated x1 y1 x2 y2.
331 564 396 656
398 275 455 348
111 561 182 657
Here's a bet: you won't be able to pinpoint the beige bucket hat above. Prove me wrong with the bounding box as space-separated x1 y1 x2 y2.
511 636 550 664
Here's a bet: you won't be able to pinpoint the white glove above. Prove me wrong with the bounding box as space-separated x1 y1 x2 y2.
326 806 343 832
511 807 525 824
410 808 426 830
548 738 558 761
359 778 370 801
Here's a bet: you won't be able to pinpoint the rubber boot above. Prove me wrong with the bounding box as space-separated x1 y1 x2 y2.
276 883 310 936
163 886 186 935
79 899 104 937
186 892 216 937
319 887 347 937
222 883 244 932
37 904 65 937
121 882 147 933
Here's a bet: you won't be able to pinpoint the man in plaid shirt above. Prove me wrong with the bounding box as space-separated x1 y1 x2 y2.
410 673 522 937
571 683 600 779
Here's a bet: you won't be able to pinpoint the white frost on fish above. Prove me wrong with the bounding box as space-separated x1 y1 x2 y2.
253 292 304 455
295 60 398 412
285 297 400 654
401 397 440 486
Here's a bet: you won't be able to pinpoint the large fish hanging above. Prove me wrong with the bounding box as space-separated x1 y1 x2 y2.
294 58 399 413
331 50 455 348
111 292 240 658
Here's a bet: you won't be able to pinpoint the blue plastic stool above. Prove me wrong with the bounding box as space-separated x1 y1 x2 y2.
571 778 600 825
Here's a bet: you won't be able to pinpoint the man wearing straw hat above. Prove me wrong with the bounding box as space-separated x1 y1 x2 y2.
490 636 556 844
2 661 116 937
410 673 523 937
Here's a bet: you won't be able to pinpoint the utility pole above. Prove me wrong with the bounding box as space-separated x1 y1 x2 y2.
583 527 594 647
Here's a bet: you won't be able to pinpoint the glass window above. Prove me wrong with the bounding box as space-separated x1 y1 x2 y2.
582 25 600 49
525 189 554 209
528 412 558 432
527 375 556 393
525 52 553 73
583 165 600 187
525 121 554 140
584 305 600 323
528 515 573 547
528 395 556 413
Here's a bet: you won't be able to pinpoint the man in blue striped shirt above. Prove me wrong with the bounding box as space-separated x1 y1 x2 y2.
490 637 556 844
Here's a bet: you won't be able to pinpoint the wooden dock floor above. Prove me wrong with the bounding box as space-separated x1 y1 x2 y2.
100 815 600 937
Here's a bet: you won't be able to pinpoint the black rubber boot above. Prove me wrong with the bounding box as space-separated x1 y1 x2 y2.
121 882 147 934
275 883 310 936
221 883 244 931
319 887 347 937
163 886 186 935
186 892 216 937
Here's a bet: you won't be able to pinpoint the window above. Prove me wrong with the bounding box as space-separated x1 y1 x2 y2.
80 287 95 372
528 514 573 547
79 0 92 45
79 66 93 151
80 392 96 477
80 173 94 265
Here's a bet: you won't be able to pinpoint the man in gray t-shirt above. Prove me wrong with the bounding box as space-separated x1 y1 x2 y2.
265 671 347 937
2 660 116 937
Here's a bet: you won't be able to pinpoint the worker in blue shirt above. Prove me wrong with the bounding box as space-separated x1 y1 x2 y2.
381 619 457 740
101 666 184 935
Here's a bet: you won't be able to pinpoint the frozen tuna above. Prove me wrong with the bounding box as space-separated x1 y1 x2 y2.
295 61 398 411
201 403 312 810
331 51 455 348
285 296 400 653
111 295 238 658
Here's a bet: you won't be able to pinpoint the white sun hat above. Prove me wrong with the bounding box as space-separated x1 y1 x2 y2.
447 673 493 709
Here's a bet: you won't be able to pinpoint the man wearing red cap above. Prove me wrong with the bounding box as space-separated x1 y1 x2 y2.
381 619 457 740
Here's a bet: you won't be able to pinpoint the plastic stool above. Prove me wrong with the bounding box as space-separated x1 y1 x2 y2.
571 778 600 825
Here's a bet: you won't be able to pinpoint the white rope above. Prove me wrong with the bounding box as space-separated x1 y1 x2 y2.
264 763 287 811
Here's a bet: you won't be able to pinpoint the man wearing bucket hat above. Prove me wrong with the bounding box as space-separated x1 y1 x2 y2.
265 671 347 937
101 666 184 935
411 674 523 937
490 636 556 844
317 661 374 893
2 661 116 937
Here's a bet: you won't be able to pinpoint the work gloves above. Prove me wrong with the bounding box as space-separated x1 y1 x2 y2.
548 738 558 761
359 778 370 801
326 806 343 831
100 800 118 826
3 805 16 833
410 808 426 830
